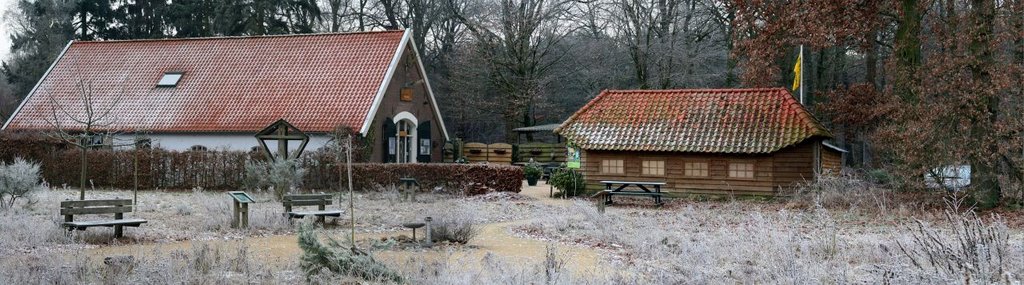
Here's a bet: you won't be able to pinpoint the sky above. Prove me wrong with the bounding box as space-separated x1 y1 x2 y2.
0 0 14 60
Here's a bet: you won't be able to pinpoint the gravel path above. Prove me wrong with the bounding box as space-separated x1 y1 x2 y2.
85 183 605 275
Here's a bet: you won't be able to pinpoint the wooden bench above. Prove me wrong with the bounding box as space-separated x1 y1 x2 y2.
599 180 667 206
60 199 147 238
283 193 343 224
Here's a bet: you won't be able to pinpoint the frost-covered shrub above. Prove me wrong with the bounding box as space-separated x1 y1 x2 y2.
892 200 1011 283
0 158 44 209
243 159 306 200
429 208 480 244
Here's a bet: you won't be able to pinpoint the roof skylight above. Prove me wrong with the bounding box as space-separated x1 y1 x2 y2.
157 72 183 87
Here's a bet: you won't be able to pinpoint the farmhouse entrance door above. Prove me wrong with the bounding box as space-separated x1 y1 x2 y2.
397 120 415 163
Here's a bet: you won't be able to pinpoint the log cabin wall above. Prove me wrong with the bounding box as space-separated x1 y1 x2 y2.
578 139 829 196
821 149 843 175
772 141 816 189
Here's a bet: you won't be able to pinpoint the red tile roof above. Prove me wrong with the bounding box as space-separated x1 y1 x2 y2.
3 30 406 133
555 88 832 153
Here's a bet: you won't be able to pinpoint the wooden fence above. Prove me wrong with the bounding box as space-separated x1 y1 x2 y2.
445 141 565 165
516 143 566 164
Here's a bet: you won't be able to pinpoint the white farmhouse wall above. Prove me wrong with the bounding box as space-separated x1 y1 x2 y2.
114 133 333 152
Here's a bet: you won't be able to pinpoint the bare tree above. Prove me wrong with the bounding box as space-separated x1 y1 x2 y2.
611 0 715 88
45 80 124 200
448 0 574 142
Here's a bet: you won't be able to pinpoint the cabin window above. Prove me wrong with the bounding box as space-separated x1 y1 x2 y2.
728 161 755 179
157 72 183 87
684 161 709 177
641 160 664 176
600 159 624 174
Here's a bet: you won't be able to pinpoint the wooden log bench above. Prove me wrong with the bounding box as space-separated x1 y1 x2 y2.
60 199 147 238
283 193 343 224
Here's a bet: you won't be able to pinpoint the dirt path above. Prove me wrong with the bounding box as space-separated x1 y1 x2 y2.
88 183 602 275
519 181 575 207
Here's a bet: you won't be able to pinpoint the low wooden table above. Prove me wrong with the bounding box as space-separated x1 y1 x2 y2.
599 180 666 206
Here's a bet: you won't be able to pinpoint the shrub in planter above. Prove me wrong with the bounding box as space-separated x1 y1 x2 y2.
524 162 543 186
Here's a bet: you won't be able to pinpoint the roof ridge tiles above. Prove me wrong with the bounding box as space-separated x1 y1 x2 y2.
603 87 787 94
73 30 406 45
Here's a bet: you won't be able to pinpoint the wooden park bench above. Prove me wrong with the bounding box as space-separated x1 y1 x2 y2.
283 193 343 224
597 180 666 206
60 199 148 238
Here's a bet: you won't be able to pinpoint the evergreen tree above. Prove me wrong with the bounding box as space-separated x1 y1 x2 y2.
112 0 172 39
72 0 118 40
2 0 75 101
166 0 216 37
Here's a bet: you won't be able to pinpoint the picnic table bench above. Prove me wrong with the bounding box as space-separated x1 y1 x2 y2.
60 199 147 238
283 193 343 224
597 180 666 206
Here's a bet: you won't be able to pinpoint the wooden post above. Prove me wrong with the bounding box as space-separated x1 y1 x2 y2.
114 212 124 238
231 200 239 228
277 127 288 160
240 203 249 228
347 137 355 247
424 216 433 247
318 198 326 225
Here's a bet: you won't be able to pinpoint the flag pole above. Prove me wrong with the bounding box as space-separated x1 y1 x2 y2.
799 45 805 105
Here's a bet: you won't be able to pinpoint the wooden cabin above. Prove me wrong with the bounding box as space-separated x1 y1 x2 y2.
555 88 845 195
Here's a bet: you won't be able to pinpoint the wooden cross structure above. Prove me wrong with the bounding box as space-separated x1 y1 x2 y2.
255 119 310 161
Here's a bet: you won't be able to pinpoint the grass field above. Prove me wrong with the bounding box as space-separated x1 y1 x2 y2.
1 179 1021 284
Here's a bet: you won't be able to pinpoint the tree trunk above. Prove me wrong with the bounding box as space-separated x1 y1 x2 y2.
865 29 878 87
894 0 921 103
79 144 86 200
329 0 341 32
724 8 737 87
968 0 1000 208
80 9 88 39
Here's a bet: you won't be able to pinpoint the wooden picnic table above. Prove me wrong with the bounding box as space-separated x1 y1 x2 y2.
598 180 666 206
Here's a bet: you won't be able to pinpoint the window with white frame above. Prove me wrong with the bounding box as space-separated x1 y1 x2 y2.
157 72 183 87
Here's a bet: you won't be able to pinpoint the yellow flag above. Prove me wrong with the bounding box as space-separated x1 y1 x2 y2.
792 53 802 91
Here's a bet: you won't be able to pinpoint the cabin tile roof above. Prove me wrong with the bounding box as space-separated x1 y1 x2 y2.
2 30 406 133
555 88 832 153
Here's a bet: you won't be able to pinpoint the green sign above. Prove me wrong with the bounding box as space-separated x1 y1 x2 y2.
566 142 581 169
228 191 255 203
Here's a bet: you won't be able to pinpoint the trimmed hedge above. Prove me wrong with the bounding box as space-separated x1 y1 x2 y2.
334 163 523 193
0 132 522 192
